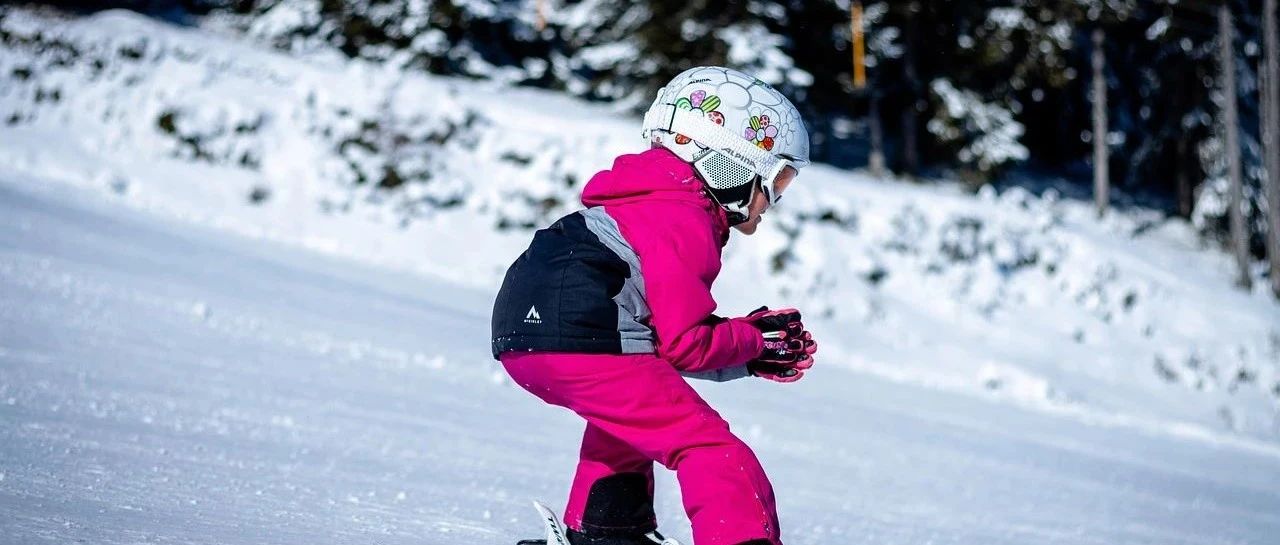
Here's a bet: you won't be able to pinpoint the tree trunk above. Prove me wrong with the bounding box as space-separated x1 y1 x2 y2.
1092 27 1110 219
868 87 886 177
1220 4 1252 290
900 0 921 177
1176 134 1193 218
1264 0 1280 297
1264 58 1275 291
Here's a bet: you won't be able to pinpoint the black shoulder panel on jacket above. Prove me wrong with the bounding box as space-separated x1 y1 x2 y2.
491 212 631 359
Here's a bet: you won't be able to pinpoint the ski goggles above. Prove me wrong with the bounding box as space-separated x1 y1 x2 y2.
758 159 796 206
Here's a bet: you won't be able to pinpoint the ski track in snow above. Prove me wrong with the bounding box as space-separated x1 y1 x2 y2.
1 180 1280 545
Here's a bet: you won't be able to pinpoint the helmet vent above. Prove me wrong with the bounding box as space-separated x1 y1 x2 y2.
696 151 753 191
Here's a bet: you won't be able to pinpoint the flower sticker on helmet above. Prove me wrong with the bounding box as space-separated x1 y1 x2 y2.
745 113 779 151
674 89 723 145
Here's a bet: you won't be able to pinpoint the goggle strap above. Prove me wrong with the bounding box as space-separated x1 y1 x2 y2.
644 104 781 179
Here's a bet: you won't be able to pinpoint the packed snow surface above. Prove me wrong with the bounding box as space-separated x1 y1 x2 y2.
3 176 1280 544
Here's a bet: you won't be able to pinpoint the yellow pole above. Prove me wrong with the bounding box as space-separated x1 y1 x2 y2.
852 1 866 89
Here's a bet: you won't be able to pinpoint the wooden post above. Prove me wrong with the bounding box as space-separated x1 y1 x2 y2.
536 0 546 32
851 2 866 90
851 1 880 176
1092 27 1110 219
1220 3 1252 290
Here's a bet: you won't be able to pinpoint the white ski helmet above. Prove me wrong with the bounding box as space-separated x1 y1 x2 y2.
642 66 810 224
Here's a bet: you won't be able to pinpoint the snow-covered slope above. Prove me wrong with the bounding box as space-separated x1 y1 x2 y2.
3 174 1280 545
0 6 1278 456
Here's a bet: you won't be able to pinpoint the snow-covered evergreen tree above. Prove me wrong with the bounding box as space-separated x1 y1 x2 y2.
547 0 806 108
222 0 551 81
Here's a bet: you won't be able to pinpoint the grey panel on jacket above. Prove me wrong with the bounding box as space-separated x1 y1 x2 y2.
581 207 655 354
680 366 751 382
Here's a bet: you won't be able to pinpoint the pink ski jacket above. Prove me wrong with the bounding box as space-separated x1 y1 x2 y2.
491 148 763 378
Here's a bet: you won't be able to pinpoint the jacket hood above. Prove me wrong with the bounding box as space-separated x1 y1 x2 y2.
580 148 729 243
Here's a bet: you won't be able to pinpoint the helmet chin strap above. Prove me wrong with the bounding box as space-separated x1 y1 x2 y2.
692 167 755 227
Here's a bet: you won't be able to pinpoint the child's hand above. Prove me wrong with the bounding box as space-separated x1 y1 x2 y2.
744 306 818 382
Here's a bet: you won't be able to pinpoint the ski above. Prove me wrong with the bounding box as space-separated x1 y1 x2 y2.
517 501 570 545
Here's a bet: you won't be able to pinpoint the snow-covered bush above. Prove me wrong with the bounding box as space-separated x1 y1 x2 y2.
927 78 1029 178
1191 131 1270 259
224 0 542 78
0 9 598 228
154 106 266 168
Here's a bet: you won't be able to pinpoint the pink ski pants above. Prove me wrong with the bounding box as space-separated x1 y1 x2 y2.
501 351 780 545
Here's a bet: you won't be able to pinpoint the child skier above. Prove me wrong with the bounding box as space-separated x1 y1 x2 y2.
491 66 817 545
